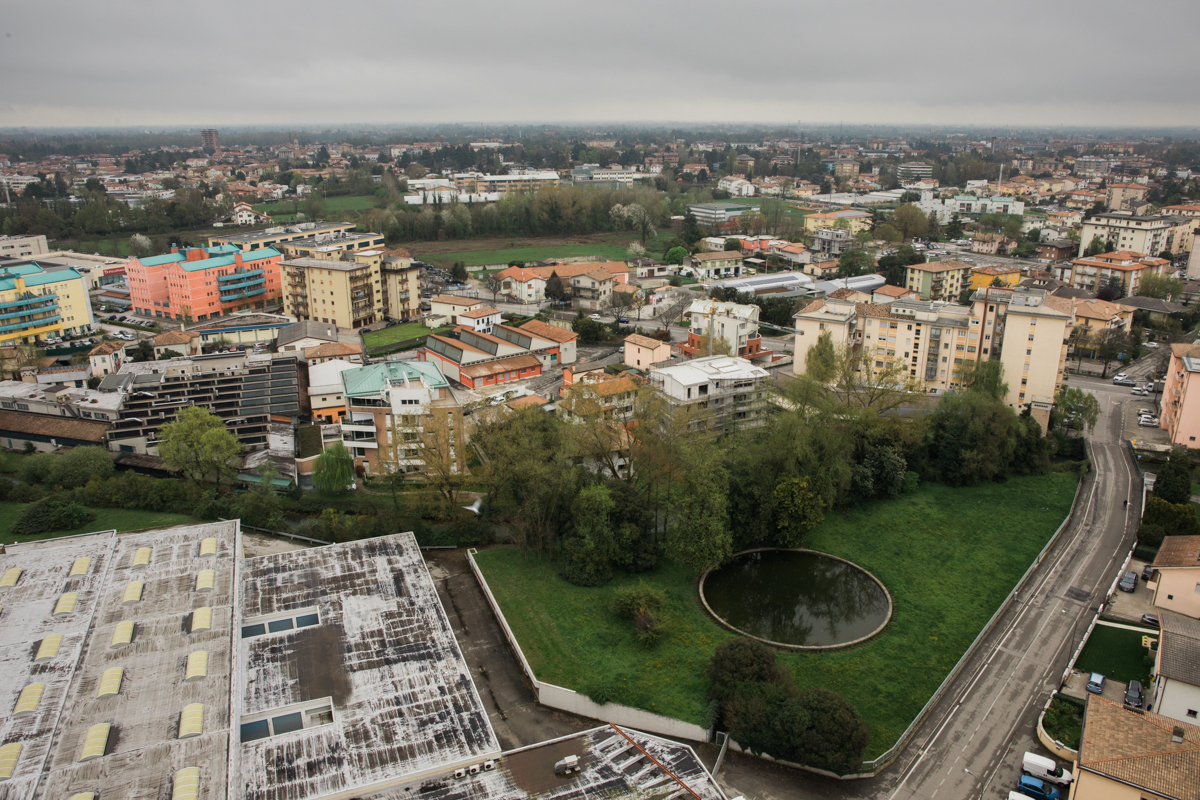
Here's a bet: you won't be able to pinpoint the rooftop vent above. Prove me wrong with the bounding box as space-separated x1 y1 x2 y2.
96 667 123 698
78 723 111 762
0 742 22 779
35 634 62 661
69 557 91 577
1172 726 1186 743
110 621 134 648
13 683 45 716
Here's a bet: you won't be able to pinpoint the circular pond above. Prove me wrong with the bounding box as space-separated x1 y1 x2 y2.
699 549 891 649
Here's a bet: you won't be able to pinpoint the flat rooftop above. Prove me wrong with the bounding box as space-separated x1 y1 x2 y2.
210 222 354 246
190 313 293 331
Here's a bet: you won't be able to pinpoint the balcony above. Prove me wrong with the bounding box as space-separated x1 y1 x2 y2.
0 314 61 334
0 292 58 313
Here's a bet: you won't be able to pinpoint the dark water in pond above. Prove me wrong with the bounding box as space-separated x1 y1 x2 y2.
702 550 889 647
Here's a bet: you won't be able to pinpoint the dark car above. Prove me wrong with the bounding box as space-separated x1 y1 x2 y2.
1141 612 1159 626
1142 564 1154 581
1017 775 1061 800
1118 570 1138 592
1124 679 1144 709
619 317 630 324
1113 378 1137 387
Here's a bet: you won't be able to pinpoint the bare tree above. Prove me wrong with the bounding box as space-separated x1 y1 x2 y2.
654 296 691 332
485 274 503 303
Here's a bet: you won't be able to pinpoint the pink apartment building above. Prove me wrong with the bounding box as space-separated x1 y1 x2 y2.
1161 343 1200 448
126 244 283 322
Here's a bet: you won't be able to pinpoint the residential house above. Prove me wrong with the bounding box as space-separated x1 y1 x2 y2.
905 260 973 301
88 341 125 376
968 264 1022 290
570 270 613 312
970 233 1018 256
232 202 272 226
623 333 672 370
770 242 811 266
1073 696 1200 800
1152 535 1200 619
456 306 502 334
802 209 872 234
496 266 547 302
1161 343 1200 447
1119 295 1186 327
277 320 340 352
686 251 744 280
648 355 769 430
308 358 359 423
680 300 767 360
717 176 755 197
1151 611 1200 724
303 341 364 365
1055 250 1170 295
151 330 201 358
427 295 483 327
803 260 841 279
338 360 464 477
1036 239 1077 263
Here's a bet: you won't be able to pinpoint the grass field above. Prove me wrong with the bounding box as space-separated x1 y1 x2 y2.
475 472 1078 759
0 502 197 544
362 322 435 349
253 194 380 216
1074 624 1156 688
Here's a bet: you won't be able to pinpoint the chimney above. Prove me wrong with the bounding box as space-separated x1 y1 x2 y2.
234 252 243 266
186 248 206 262
171 245 179 254
1172 726 1185 744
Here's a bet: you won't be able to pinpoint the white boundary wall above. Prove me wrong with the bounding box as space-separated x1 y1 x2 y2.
466 549 711 743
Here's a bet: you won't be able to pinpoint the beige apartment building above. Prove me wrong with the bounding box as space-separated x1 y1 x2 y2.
382 251 420 321
793 287 1069 418
451 171 560 194
281 251 384 329
1054 250 1171 295
1078 212 1193 257
905 260 973 301
1160 343 1200 448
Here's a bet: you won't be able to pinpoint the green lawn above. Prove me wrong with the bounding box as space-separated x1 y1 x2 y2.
362 322 436 349
1075 624 1155 688
253 194 380 215
475 472 1078 759
424 243 636 268
0 502 196 544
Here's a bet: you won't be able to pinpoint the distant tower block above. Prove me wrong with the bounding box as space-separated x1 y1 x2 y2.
201 129 219 153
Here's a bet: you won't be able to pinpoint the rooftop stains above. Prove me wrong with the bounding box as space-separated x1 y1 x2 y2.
235 534 501 800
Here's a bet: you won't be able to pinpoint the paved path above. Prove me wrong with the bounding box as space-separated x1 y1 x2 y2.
716 374 1139 800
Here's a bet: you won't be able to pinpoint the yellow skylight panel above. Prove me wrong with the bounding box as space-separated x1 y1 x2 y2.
0 742 22 779
122 581 144 604
184 651 208 681
13 684 45 716
69 794 96 800
69 558 92 577
171 767 200 800
110 620 134 648
190 607 212 632
199 538 218 556
195 570 214 592
0 568 22 588
96 667 123 698
35 634 63 661
132 547 152 567
178 704 203 739
53 592 78 615
78 723 110 762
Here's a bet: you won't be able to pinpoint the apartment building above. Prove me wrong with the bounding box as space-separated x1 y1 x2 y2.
905 260 972 301
968 264 1022 289
208 221 356 252
278 230 387 259
308 358 361 424
280 253 383 329
1078 212 1193 257
792 295 859 374
1105 181 1149 210
570 270 613 312
0 234 48 259
126 244 283 322
680 299 767 359
648 355 769 430
422 321 575 389
686 251 745 280
0 263 93 345
338 360 464 477
1054 250 1170 295
451 171 559 194
802 209 872 234
381 251 420 321
1160 342 1200 447
106 352 300 456
969 288 1071 414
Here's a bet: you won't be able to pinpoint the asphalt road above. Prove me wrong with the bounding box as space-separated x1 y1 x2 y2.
717 374 1141 800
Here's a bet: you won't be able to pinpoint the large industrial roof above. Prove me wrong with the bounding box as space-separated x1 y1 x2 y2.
234 534 499 800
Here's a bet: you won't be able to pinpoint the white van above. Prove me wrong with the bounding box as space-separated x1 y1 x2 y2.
1023 751 1073 786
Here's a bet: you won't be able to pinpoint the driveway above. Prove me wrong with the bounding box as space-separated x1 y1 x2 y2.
1103 559 1158 623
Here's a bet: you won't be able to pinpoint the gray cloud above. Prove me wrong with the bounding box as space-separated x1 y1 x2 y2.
1 0 1199 127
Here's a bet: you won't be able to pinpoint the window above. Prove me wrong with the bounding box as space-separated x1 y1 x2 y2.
240 609 320 639
240 700 334 742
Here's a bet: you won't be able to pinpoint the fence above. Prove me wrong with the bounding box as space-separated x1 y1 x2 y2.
466 548 711 743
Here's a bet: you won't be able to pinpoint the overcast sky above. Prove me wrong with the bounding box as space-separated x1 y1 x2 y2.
3 0 1199 130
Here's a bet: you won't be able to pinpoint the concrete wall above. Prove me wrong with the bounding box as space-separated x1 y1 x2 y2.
466 549 710 743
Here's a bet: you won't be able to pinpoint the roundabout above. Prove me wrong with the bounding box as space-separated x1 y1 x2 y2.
699 548 893 649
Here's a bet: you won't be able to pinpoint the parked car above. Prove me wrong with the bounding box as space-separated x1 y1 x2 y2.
1086 672 1107 694
588 313 602 320
1142 564 1155 581
1146 342 1159 348
1141 612 1159 626
1114 378 1137 387
1119 570 1138 592
1124 679 1144 709
619 317 630 323
1131 388 1147 395
1017 775 1061 800
1114 372 1129 381
1138 417 1159 427
1022 752 1073 786
1138 408 1154 417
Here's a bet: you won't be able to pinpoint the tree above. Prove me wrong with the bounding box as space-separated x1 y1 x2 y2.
1055 387 1101 435
560 484 617 586
236 462 287 530
11 498 96 537
415 407 466 507
1138 274 1184 301
837 249 874 278
665 457 732 575
945 214 964 240
130 339 155 362
1143 496 1200 537
449 262 469 283
664 246 688 265
1094 328 1131 377
891 204 929 240
623 203 657 243
545 272 568 302
1085 235 1108 256
805 331 836 383
874 223 901 244
707 639 787 699
157 406 243 488
772 476 824 547
129 233 153 258
654 296 690 332
819 179 832 195
1097 275 1126 302
1154 447 1193 505
312 441 356 493
680 211 702 247
47 446 114 489
724 238 743 251
485 273 503 302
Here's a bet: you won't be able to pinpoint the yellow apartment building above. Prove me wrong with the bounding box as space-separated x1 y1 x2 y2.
381 251 421 322
0 263 94 345
906 260 973 301
968 264 1022 290
281 251 384 329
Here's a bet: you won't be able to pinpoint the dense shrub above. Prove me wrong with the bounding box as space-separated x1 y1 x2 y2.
19 447 114 489
611 582 668 646
11 498 97 536
1137 523 1166 549
707 639 787 699
1143 497 1200 538
1153 447 1193 505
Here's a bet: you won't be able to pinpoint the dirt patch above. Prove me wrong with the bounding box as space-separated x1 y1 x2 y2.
292 624 353 706
504 736 588 794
